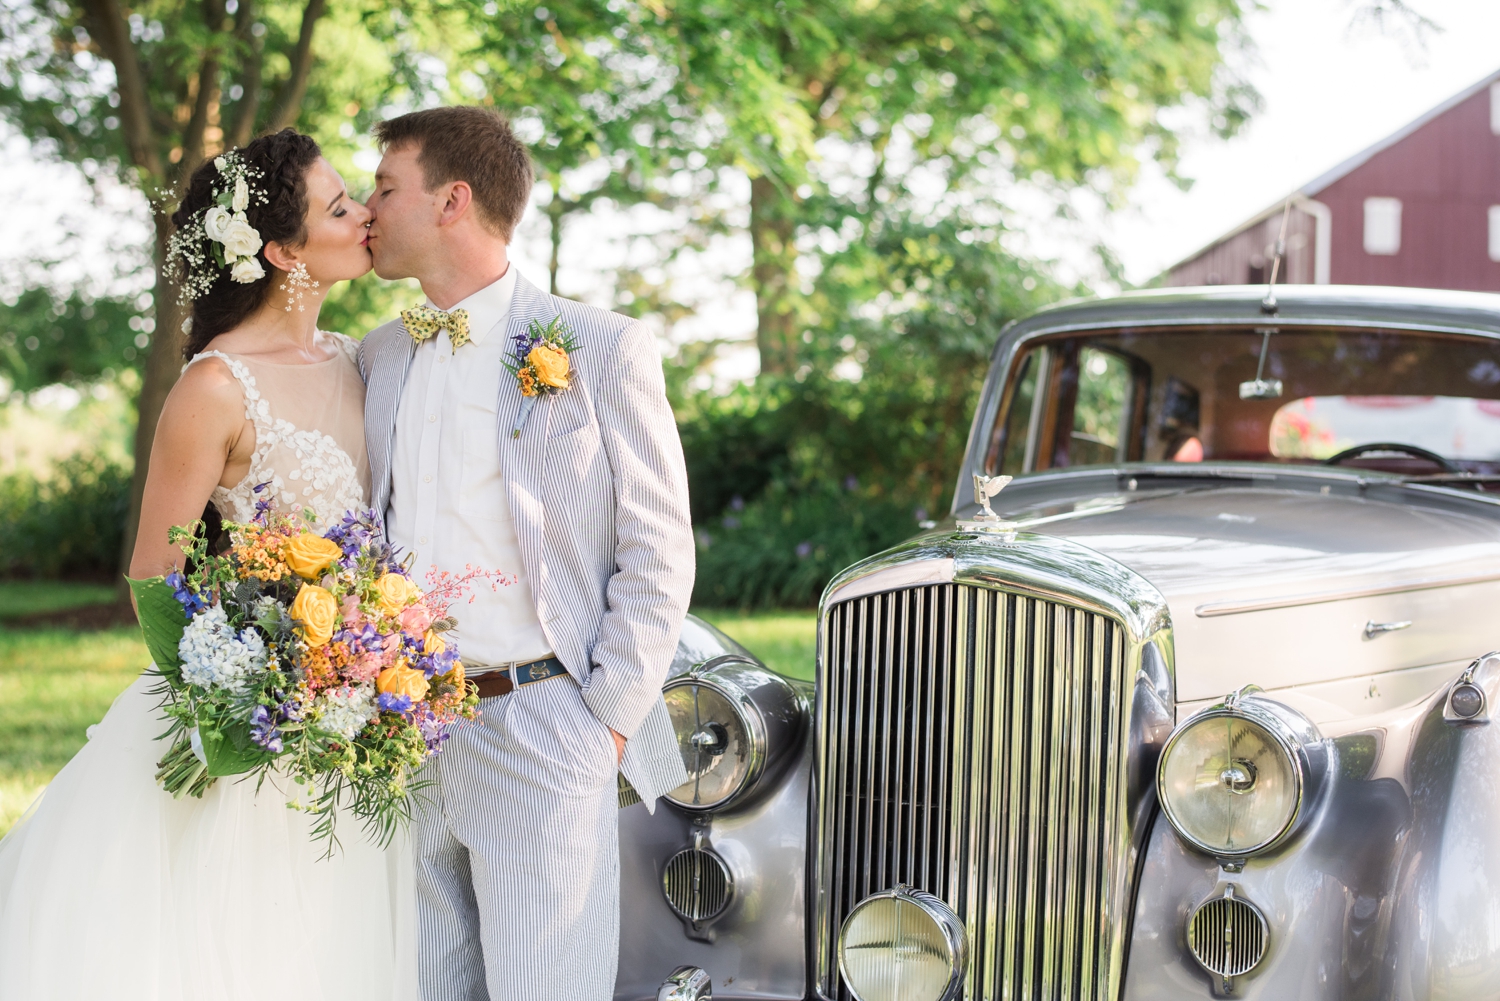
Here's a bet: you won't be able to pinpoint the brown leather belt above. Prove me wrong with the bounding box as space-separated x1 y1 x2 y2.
470 656 568 699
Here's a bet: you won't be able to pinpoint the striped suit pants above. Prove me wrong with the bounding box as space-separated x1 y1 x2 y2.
413 676 620 1000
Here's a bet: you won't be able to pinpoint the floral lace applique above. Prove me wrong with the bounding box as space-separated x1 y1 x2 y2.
191 349 365 529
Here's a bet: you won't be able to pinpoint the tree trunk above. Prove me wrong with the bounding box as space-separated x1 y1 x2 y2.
547 195 563 296
117 211 187 589
749 175 798 375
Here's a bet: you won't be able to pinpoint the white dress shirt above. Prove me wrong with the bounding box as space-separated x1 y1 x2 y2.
387 266 552 668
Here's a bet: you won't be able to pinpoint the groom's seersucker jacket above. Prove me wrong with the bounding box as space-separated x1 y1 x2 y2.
357 272 693 809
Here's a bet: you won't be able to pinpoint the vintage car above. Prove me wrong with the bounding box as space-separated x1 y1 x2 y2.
616 284 1500 1001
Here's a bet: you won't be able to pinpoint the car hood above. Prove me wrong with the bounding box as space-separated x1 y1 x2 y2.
964 470 1500 715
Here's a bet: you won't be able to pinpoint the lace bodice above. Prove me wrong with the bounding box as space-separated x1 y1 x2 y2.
189 333 370 529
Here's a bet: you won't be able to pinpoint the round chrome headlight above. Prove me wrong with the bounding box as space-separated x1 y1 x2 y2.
838 885 967 1001
663 656 803 812
1158 695 1323 858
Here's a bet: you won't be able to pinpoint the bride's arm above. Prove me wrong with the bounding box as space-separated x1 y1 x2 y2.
127 359 252 580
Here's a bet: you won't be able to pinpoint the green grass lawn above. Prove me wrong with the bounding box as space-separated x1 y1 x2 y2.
694 609 818 682
0 583 817 838
0 580 117 618
0 627 150 836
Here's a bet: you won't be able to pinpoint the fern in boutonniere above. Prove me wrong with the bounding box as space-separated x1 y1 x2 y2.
503 315 581 438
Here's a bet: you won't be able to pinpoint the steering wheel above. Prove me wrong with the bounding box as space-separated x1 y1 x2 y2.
1323 442 1457 473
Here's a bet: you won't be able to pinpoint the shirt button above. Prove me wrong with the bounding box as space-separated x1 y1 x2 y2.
427 414 437 422
437 356 447 364
419 536 428 545
423 474 432 483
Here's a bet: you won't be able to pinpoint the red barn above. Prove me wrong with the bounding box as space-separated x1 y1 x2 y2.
1164 67 1500 291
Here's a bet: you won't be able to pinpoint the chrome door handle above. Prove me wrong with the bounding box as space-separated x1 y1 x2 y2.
1364 619 1412 640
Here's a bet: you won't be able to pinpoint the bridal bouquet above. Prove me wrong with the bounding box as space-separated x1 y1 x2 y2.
129 499 486 852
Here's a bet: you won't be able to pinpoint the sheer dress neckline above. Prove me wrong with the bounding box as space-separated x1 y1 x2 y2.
188 334 369 528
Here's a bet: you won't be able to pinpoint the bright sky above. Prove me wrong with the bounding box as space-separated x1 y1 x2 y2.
5 0 1500 330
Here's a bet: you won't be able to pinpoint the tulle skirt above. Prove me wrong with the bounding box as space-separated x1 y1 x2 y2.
0 672 418 1000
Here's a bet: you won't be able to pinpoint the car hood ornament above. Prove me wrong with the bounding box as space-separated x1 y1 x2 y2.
957 474 1019 537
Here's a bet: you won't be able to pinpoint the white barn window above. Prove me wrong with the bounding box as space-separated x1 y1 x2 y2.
1364 197 1402 256
1492 82 1500 135
1489 206 1500 262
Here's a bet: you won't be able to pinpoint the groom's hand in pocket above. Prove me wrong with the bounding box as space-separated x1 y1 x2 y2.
610 728 626 764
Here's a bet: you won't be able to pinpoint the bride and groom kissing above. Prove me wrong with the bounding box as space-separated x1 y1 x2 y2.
0 106 694 1001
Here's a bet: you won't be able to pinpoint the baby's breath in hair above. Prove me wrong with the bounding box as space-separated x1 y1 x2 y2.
166 151 272 303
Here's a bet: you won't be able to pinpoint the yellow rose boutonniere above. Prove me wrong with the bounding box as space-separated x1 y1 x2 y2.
505 314 581 437
283 532 343 580
291 583 338 647
377 662 430 703
373 572 421 617
527 343 571 390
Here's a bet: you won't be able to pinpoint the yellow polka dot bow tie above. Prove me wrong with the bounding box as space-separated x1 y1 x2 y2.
401 305 472 349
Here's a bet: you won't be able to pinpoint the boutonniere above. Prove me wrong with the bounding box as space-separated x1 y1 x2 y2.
504 315 580 438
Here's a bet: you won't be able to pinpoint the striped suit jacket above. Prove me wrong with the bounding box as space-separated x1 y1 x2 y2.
357 272 693 809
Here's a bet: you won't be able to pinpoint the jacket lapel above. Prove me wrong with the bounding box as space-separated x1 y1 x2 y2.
366 321 418 520
498 274 555 590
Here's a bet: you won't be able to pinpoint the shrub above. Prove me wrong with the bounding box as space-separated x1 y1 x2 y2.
691 480 917 609
0 453 131 579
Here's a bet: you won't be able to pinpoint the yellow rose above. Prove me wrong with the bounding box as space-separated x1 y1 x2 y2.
283 533 343 580
373 572 420 617
441 660 466 691
423 630 446 656
290 583 338 647
376 662 430 702
527 343 571 390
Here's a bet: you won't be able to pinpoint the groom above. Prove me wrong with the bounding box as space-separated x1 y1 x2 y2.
357 106 693 1000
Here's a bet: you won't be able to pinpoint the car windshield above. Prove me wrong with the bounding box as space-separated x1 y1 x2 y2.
986 326 1500 477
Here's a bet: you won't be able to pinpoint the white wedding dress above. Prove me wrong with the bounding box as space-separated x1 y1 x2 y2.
0 334 418 1001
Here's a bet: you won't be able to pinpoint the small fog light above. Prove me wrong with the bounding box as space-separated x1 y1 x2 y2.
1450 682 1484 719
838 885 967 1001
1187 884 1268 993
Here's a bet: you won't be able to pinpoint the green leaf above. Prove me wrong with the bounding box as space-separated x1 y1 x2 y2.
126 576 189 683
198 722 275 778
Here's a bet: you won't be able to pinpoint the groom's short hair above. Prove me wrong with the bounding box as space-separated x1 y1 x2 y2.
374 106 533 242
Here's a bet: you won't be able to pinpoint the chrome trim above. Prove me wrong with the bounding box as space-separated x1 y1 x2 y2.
657 965 713 1001
1444 652 1498 724
1186 884 1269 993
814 533 1174 1001
1363 619 1413 640
662 845 734 926
836 885 968 1001
662 655 805 813
1157 694 1329 860
1194 571 1500 617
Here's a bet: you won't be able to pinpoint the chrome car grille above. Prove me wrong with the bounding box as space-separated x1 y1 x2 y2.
817 582 1130 1001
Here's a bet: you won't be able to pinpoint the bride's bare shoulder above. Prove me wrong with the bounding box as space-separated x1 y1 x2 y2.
162 354 247 427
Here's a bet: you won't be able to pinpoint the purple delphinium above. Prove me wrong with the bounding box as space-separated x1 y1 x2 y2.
377 692 413 713
336 621 383 656
415 707 449 753
417 644 460 679
248 704 284 754
251 481 275 522
165 570 208 616
323 508 379 558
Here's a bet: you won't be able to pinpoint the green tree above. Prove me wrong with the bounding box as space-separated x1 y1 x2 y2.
0 0 447 576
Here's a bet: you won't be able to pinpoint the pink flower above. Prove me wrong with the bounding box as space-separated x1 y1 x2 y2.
346 652 383 683
398 603 434 635
341 595 366 626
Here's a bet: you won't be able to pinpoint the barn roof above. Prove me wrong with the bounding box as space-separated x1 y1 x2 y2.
1161 64 1500 276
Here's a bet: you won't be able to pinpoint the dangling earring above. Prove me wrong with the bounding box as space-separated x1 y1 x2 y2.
278 263 319 313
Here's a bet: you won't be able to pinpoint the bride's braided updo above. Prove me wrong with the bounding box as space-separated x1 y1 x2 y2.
173 129 322 358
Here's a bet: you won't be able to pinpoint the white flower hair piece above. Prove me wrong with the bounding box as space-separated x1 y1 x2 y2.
166 151 270 303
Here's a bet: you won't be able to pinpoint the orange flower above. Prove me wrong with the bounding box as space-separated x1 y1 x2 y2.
284 532 343 580
517 368 537 397
291 583 338 647
373 573 421 617
527 343 571 389
376 662 430 703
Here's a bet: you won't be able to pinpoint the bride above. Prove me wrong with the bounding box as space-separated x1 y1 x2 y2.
0 130 417 1000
